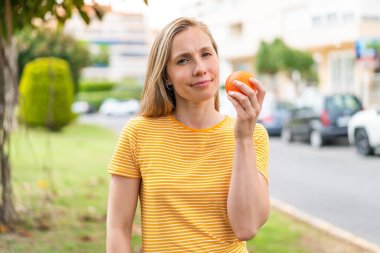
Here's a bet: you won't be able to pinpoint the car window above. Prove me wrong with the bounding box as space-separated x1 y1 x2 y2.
293 107 313 117
345 96 361 111
325 95 362 113
277 102 294 111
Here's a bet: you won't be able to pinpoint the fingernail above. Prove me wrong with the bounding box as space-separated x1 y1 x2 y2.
228 91 235 95
233 80 240 85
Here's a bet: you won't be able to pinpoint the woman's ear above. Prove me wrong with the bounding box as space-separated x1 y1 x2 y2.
163 72 169 82
164 74 173 87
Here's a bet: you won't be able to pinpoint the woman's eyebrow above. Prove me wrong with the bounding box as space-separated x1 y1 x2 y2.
171 46 213 61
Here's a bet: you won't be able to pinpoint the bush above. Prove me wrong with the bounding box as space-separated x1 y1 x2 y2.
79 81 116 92
16 27 91 94
19 57 74 130
76 79 143 110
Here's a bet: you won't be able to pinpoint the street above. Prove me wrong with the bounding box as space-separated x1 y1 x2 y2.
79 113 131 134
79 113 380 246
269 137 380 245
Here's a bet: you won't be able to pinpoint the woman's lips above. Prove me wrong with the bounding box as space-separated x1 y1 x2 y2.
191 79 212 87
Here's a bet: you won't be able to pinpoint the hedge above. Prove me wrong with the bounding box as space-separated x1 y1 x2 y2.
79 81 116 92
19 57 74 130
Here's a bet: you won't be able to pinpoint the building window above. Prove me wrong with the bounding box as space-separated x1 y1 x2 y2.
330 52 354 92
342 13 354 23
312 15 322 26
362 15 380 22
327 13 338 24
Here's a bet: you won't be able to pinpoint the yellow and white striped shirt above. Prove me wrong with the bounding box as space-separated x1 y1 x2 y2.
108 115 269 252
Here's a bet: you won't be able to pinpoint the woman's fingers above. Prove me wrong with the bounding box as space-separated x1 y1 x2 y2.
227 94 247 117
232 80 261 114
228 78 266 119
228 91 257 120
249 77 266 106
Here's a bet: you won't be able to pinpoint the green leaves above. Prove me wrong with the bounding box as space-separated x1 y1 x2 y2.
16 26 92 93
255 38 317 82
1 0 104 39
18 57 74 130
256 41 279 75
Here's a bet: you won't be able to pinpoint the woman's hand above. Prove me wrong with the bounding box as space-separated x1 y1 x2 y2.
227 78 266 140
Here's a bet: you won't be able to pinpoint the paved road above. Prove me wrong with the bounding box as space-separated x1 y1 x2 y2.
79 113 132 134
79 113 380 246
269 137 380 246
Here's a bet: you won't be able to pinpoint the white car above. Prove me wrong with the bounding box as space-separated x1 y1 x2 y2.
99 98 140 116
72 101 91 114
348 106 380 156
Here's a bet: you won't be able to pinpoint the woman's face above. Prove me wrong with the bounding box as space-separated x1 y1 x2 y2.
166 26 219 109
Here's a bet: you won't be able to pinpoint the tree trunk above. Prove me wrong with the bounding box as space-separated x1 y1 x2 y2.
0 0 18 227
0 37 17 229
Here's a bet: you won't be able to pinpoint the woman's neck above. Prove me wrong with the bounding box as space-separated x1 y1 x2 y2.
173 103 224 129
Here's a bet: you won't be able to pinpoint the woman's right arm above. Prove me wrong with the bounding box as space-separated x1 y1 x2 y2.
106 175 141 253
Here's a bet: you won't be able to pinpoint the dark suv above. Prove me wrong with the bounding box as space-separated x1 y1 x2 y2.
282 94 363 147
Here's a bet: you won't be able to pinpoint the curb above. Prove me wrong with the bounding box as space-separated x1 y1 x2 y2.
270 197 380 253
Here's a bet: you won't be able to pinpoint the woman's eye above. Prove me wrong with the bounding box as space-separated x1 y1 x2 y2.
177 58 189 65
203 52 212 57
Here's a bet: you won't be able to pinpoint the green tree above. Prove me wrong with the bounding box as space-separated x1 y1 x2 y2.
255 38 317 82
90 44 110 67
0 0 105 227
19 57 74 130
256 41 280 75
16 26 91 93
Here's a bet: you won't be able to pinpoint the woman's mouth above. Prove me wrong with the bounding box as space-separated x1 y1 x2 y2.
191 79 212 87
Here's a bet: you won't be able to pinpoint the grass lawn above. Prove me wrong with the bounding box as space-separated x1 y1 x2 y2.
0 123 372 253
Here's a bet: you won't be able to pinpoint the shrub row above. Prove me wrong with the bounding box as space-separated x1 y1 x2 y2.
79 81 116 92
76 85 143 110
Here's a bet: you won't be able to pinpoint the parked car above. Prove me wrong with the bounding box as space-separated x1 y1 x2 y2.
258 100 294 136
348 106 380 156
282 94 363 148
99 98 140 116
72 101 96 114
72 101 91 114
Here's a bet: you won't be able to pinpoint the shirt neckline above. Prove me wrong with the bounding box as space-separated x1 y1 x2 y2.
168 114 229 132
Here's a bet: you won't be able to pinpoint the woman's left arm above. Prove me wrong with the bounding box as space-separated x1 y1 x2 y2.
226 78 270 241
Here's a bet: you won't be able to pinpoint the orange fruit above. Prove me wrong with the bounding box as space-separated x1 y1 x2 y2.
225 71 256 94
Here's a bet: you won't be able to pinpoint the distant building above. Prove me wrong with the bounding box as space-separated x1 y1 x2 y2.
180 0 380 107
64 6 149 82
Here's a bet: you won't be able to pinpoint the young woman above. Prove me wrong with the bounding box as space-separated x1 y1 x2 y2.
106 17 270 253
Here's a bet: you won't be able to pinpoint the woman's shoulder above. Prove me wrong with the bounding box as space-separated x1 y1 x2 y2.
124 115 170 130
254 123 269 141
222 116 268 134
221 114 236 126
255 123 267 133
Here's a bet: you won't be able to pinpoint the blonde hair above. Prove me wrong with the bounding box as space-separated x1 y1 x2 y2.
139 17 219 117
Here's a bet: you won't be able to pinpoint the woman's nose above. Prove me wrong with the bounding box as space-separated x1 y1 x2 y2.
193 59 207 76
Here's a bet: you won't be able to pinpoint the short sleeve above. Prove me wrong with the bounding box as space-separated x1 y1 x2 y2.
107 118 141 179
254 124 270 183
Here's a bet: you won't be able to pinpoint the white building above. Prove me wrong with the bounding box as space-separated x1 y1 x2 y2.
64 6 149 82
179 0 380 107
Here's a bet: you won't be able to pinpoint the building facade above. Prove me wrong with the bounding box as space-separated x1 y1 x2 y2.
64 7 149 82
180 0 380 106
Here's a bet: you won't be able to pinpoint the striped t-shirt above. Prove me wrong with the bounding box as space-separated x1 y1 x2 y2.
108 114 269 252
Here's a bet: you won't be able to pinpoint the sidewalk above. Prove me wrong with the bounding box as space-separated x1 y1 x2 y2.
271 198 380 253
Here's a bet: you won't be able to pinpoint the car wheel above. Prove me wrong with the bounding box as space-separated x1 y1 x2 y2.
310 130 323 148
282 128 294 143
354 129 374 156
